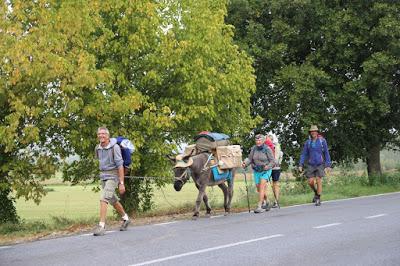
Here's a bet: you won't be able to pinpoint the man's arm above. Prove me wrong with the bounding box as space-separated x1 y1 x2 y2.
299 141 308 167
243 147 254 167
323 140 332 168
113 145 126 194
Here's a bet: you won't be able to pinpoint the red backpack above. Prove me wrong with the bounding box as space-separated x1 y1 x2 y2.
265 138 275 155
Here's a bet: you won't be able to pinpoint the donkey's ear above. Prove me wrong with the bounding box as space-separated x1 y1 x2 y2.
166 154 176 163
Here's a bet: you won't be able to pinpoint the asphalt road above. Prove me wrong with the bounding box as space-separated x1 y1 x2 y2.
1 192 399 266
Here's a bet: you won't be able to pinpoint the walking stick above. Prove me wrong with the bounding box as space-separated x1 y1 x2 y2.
243 169 251 213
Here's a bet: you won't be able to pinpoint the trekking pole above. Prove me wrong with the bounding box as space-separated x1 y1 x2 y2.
243 168 251 213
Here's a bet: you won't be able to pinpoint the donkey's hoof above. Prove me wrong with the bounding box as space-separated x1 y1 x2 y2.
192 214 199 220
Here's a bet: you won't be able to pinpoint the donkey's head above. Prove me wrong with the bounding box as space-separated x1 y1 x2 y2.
168 154 193 191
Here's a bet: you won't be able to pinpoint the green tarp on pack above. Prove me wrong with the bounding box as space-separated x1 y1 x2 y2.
194 131 230 153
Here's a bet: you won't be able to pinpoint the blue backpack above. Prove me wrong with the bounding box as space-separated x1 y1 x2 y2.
114 136 135 168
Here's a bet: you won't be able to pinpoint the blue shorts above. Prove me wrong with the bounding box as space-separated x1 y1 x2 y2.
253 169 272 185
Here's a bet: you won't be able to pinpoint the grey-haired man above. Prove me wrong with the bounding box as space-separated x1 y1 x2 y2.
93 127 130 236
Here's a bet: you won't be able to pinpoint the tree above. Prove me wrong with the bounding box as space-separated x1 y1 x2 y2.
82 0 257 214
227 0 400 175
0 0 256 221
0 0 111 222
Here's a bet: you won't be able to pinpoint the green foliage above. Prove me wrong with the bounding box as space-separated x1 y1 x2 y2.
367 172 400 186
120 178 155 215
0 0 109 213
1 0 256 216
227 0 400 175
0 188 19 224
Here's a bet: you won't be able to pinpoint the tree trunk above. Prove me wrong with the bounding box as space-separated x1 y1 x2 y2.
0 187 19 224
366 142 382 176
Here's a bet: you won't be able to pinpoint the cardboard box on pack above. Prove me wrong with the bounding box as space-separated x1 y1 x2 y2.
216 145 242 169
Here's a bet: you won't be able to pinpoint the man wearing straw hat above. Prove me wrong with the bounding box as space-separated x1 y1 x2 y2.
299 125 332 206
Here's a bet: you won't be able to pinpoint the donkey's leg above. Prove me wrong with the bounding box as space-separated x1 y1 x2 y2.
226 176 235 215
218 183 229 215
193 186 206 220
203 193 212 217
196 184 211 216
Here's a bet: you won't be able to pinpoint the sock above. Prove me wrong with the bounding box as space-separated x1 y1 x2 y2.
312 187 317 194
99 222 105 228
262 200 266 206
122 214 129 221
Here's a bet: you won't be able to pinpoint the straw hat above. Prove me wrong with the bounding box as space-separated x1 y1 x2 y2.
174 154 193 168
308 125 319 132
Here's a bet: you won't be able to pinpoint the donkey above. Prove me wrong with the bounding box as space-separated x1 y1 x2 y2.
171 152 235 219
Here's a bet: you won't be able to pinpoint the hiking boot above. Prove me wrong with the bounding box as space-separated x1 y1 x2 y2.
120 219 131 231
93 225 105 236
262 203 271 211
312 194 318 203
272 202 278 208
254 206 265 213
315 196 321 206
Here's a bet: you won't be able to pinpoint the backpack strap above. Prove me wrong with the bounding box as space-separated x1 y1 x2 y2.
307 138 325 153
307 139 311 150
319 138 325 154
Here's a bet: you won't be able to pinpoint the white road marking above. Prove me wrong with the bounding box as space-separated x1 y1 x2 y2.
313 223 342 229
210 215 224 219
365 214 387 219
283 191 400 209
154 221 178 226
129 234 284 266
80 229 119 237
0 246 10 250
314 191 400 204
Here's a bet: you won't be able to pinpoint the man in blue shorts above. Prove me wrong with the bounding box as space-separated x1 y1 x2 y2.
243 134 275 213
299 125 332 206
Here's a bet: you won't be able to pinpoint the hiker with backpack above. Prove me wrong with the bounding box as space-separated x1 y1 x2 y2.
93 126 131 236
270 134 283 208
299 125 332 206
242 134 275 213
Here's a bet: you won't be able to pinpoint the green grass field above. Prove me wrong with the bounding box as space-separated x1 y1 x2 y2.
15 178 252 222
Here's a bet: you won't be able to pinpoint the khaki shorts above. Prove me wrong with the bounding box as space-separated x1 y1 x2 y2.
100 179 119 205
